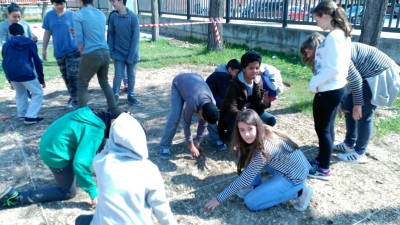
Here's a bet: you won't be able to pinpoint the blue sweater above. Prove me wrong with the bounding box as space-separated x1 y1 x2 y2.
73 6 108 54
2 36 44 84
173 73 216 144
107 9 140 63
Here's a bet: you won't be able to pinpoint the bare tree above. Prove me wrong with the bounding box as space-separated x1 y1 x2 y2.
151 0 159 41
207 0 224 51
359 0 389 46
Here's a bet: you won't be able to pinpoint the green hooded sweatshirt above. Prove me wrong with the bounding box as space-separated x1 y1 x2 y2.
39 107 105 199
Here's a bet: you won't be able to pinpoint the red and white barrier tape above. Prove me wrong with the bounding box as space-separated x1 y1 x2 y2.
209 18 222 44
140 18 223 43
139 21 211 27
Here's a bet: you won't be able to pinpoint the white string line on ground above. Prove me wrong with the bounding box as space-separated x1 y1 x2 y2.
7 121 50 225
170 174 237 201
352 206 390 225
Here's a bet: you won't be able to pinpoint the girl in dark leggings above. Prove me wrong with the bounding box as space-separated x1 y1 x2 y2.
301 1 353 180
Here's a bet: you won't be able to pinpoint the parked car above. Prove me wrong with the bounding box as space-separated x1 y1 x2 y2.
345 6 364 23
241 1 283 19
288 6 309 20
395 3 400 18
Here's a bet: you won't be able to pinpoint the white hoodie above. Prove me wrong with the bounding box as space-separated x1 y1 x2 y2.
91 113 176 225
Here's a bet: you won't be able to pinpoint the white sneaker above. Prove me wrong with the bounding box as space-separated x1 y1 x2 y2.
293 186 313 211
333 142 354 153
236 186 254 199
337 150 367 163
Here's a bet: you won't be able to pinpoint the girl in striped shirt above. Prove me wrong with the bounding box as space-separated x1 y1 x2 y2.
301 32 400 164
203 109 312 212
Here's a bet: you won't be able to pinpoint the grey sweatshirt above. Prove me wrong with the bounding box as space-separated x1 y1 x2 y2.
107 9 140 63
91 113 176 225
173 73 215 144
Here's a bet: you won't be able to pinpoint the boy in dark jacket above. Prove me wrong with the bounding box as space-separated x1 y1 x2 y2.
206 59 240 150
218 51 276 142
1 23 45 124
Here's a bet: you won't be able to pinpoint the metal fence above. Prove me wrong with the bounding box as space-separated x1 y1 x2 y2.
137 0 400 32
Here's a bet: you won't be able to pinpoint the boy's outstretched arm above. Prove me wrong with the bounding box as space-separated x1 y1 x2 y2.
31 44 45 86
127 13 140 64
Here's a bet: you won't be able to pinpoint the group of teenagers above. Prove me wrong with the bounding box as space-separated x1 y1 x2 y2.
1 0 141 125
1 0 400 224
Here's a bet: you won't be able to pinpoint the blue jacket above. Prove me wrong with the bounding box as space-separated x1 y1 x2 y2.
107 9 140 63
2 36 44 84
206 71 232 108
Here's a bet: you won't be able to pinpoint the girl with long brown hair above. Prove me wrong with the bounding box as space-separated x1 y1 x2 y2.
204 109 312 212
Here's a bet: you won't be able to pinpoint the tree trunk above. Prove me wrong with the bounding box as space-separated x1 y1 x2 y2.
151 0 159 41
359 0 388 46
41 2 48 20
207 0 224 51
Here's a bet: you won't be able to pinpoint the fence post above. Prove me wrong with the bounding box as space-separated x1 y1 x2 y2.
151 0 159 41
226 0 230 23
282 0 288 28
187 0 191 20
207 0 224 51
158 0 162 16
137 0 140 14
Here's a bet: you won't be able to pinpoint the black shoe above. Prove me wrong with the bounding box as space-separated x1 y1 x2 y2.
128 98 141 106
0 186 20 207
24 117 43 125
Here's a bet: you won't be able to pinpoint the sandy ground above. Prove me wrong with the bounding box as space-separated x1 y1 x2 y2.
0 64 399 225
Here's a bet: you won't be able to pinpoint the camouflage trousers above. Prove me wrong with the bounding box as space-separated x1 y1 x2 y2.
56 50 80 103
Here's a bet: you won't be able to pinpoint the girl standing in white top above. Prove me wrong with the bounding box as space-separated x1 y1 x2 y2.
306 1 352 180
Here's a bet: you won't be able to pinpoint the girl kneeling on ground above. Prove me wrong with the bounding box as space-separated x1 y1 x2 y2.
203 109 313 212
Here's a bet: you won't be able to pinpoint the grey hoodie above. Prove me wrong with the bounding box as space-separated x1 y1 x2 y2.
91 113 176 225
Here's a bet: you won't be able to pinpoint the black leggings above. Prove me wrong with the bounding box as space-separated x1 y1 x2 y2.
313 87 345 169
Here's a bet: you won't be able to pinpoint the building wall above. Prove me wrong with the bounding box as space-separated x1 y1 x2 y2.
138 14 400 64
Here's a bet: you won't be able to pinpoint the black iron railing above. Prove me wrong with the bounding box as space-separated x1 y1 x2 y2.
137 0 400 32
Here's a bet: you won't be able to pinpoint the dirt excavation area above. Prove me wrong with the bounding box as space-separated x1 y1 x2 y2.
0 64 399 225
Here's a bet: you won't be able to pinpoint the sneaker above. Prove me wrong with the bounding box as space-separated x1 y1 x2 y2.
160 148 171 159
308 164 330 181
216 141 227 151
337 150 367 163
24 117 43 125
128 98 141 106
67 100 79 109
293 186 313 211
0 186 20 207
236 186 254 199
333 142 354 153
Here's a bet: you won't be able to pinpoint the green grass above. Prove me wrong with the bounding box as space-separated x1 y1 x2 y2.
1 39 399 135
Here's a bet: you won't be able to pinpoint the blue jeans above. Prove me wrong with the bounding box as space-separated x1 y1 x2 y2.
244 166 304 211
160 84 184 149
260 111 276 126
342 82 376 154
19 162 76 204
113 60 137 102
207 123 223 145
75 215 93 225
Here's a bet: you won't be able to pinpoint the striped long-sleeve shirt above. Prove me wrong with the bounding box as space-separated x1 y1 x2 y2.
347 42 393 106
216 140 311 203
